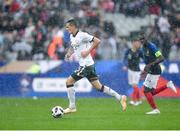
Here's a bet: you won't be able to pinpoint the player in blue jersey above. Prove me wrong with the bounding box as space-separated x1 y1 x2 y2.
138 35 177 114
123 40 143 106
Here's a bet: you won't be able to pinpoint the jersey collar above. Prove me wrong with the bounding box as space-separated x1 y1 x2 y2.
72 30 79 37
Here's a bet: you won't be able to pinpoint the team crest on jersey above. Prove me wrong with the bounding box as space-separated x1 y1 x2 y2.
145 50 150 56
128 54 132 59
71 40 80 50
135 53 139 57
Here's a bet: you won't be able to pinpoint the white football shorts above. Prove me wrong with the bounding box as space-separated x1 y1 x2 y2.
143 74 160 89
128 69 141 85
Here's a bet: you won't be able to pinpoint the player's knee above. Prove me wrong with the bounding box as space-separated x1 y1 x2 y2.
143 86 153 94
66 81 74 88
66 79 70 85
143 86 148 93
131 84 137 87
90 79 102 90
66 78 75 88
88 77 98 83
94 83 103 90
98 85 104 92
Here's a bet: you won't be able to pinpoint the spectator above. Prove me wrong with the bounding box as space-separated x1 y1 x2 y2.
100 0 115 13
148 0 161 16
157 14 171 59
0 0 179 61
12 36 32 60
32 20 46 60
157 15 171 33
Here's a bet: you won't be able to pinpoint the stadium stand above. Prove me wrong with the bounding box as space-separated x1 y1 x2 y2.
0 0 180 61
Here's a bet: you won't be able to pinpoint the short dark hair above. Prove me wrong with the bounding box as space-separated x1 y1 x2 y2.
66 19 78 27
139 34 145 40
133 34 145 41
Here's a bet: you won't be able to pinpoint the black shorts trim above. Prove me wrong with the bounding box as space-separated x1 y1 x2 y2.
88 77 98 82
98 85 104 92
90 37 94 43
67 84 74 88
144 86 154 93
71 74 83 82
71 64 98 82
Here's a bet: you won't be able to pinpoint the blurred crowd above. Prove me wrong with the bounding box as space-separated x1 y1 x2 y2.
0 0 180 62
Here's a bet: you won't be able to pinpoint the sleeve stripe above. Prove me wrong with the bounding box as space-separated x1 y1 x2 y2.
155 51 162 57
90 37 94 42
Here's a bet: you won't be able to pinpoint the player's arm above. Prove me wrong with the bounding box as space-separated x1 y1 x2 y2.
151 52 164 65
139 49 145 64
139 49 144 59
144 52 164 71
89 37 101 52
81 37 100 58
122 49 129 70
144 45 164 72
65 46 74 61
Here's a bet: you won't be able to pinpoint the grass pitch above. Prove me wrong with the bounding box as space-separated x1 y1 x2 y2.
0 97 179 130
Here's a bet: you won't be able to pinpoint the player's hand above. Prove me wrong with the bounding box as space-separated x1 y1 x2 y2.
144 64 152 72
122 66 128 71
140 71 147 80
81 50 90 58
64 54 71 61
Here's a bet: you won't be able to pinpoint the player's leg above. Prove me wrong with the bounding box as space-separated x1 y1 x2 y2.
64 76 77 114
89 78 127 111
64 67 83 114
133 71 142 105
128 70 141 106
144 86 160 114
143 74 160 114
90 79 121 101
85 64 126 111
135 84 141 102
128 70 136 105
152 81 177 95
144 74 177 115
131 83 141 106
129 84 137 105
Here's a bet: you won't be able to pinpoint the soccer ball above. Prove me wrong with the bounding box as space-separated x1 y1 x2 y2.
51 106 64 118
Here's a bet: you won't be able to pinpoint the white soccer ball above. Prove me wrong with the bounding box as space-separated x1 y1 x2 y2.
51 106 64 118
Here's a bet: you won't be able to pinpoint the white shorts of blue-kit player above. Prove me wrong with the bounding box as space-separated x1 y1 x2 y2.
128 69 141 85
143 74 160 89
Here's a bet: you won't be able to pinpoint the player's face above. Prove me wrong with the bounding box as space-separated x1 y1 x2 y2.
133 41 141 49
65 23 75 34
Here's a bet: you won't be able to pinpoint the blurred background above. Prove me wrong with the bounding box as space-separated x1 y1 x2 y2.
0 0 179 97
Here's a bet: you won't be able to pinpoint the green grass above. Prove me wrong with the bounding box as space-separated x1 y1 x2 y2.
0 97 180 130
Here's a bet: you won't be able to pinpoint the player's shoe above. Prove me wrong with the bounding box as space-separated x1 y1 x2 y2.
136 101 142 106
167 81 177 93
146 109 160 115
121 95 127 111
64 108 77 114
129 101 142 106
129 100 136 106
